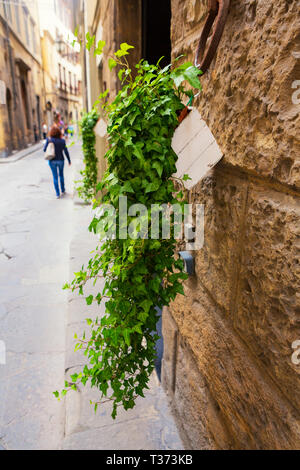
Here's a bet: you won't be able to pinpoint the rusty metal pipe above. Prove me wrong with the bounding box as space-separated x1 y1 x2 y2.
194 0 230 74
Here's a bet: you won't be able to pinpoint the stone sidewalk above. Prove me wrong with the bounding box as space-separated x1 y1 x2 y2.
0 142 44 164
62 186 184 450
0 143 75 449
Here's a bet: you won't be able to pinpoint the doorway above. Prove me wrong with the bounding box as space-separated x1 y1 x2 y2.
142 0 171 67
20 79 30 131
36 95 41 139
141 0 172 380
6 88 14 152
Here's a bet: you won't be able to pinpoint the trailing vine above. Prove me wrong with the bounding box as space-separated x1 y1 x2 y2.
56 40 202 418
76 109 100 202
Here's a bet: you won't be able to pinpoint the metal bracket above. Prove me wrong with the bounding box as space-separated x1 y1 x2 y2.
194 0 230 74
179 251 195 276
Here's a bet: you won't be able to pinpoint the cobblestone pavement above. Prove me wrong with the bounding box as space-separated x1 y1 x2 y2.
0 142 78 449
0 141 183 450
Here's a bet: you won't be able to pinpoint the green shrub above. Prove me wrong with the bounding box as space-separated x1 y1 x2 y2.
76 109 99 202
57 40 202 418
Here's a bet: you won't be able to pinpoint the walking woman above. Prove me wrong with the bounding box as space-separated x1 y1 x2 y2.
44 125 71 199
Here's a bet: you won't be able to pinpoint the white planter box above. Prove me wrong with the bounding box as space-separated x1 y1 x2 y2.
172 108 223 189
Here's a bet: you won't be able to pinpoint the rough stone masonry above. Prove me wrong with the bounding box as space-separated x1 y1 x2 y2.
161 0 300 449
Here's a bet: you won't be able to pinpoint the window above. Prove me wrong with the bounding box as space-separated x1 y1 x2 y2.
63 67 66 90
142 0 171 67
73 74 77 94
4 0 12 23
23 8 30 47
31 20 36 54
69 71 72 93
21 79 30 130
58 64 62 88
14 1 20 32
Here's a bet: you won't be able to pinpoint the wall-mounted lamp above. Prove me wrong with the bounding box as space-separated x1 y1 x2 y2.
179 251 195 276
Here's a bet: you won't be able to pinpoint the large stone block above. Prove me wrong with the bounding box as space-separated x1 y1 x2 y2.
191 170 248 312
172 336 215 450
169 285 300 449
171 0 300 188
170 0 184 46
161 306 178 394
234 186 300 409
169 328 236 450
172 0 207 45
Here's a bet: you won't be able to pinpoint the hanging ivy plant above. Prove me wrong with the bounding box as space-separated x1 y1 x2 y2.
55 41 202 418
75 108 100 203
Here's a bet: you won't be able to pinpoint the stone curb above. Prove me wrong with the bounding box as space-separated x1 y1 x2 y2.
0 142 44 164
63 191 184 450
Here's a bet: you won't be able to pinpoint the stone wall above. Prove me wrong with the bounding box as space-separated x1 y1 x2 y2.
162 0 300 449
0 7 44 157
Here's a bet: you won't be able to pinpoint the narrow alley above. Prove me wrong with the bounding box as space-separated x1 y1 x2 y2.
0 143 183 450
0 0 299 454
0 144 74 449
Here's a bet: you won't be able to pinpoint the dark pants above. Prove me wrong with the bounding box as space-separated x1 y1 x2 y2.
49 160 65 197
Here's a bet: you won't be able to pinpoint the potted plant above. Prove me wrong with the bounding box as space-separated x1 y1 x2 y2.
56 41 202 418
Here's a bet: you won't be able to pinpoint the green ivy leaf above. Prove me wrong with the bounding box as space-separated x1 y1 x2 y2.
140 299 153 314
171 63 202 89
183 66 202 89
123 329 131 346
108 58 117 70
94 40 106 56
145 181 160 193
153 161 163 177
121 181 135 193
86 295 94 305
60 53 199 421
118 69 125 81
115 42 134 58
86 32 95 51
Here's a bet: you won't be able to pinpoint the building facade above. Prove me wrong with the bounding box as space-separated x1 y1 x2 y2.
39 0 83 132
0 0 83 158
80 0 172 180
0 0 44 157
81 0 300 449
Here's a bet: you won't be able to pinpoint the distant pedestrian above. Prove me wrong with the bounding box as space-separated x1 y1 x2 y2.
43 125 71 199
42 123 48 140
64 123 69 140
54 113 64 134
69 124 74 137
